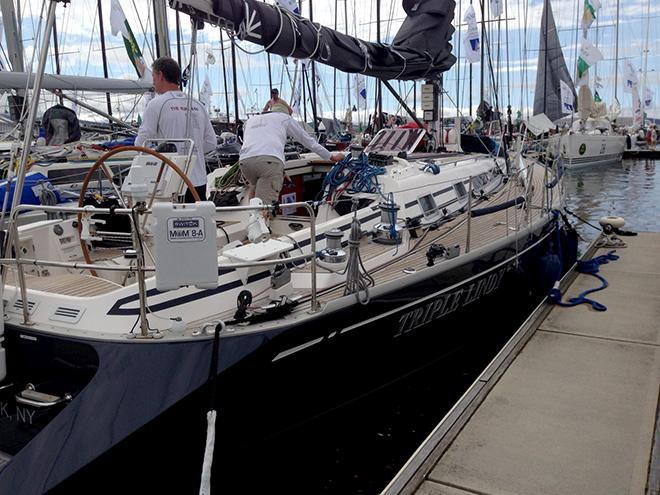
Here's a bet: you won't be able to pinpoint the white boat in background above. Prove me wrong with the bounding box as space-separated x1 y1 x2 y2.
554 116 627 168
532 0 626 169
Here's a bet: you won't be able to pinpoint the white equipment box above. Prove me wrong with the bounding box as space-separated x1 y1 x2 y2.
122 153 197 201
152 202 218 291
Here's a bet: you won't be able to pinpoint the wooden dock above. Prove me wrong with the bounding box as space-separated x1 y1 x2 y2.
383 232 660 495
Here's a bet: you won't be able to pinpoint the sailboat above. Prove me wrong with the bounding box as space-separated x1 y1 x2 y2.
534 0 626 168
0 1 576 492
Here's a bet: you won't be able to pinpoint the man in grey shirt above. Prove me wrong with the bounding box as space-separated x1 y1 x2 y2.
135 56 216 201
239 112 345 205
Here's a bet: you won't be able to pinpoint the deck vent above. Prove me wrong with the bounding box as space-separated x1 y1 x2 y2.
50 306 85 324
11 299 37 314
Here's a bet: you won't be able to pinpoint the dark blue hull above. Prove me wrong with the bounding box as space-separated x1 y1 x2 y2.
0 216 574 494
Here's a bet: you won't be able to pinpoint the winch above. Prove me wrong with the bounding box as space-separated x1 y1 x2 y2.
373 200 402 245
319 228 347 264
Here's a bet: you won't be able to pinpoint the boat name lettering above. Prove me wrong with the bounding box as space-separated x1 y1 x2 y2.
0 401 35 424
395 268 506 337
167 217 206 242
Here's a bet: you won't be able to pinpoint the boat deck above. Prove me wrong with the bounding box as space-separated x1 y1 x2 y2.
292 172 544 302
383 232 660 495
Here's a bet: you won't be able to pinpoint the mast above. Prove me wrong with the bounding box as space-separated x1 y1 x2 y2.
231 39 239 127
640 0 650 126
52 12 63 105
469 0 473 116
309 0 319 136
153 0 171 58
0 0 25 72
267 54 273 93
176 11 182 67
542 0 549 115
376 0 383 132
219 29 230 123
344 0 351 117
479 0 485 109
614 0 620 102
333 0 338 121
97 0 114 121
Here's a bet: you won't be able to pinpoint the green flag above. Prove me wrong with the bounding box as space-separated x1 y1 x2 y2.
109 0 150 80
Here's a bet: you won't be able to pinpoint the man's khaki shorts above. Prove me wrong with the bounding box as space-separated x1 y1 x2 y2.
239 156 285 205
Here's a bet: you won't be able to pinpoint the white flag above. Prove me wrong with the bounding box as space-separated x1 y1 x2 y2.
576 38 603 80
205 47 216 66
109 0 130 38
644 87 654 108
595 75 603 89
463 6 480 63
199 74 212 108
490 0 502 18
560 80 575 115
276 0 300 15
623 60 639 93
291 84 301 115
632 88 643 126
355 74 367 110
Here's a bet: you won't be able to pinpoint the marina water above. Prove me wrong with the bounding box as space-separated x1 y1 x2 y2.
52 159 658 494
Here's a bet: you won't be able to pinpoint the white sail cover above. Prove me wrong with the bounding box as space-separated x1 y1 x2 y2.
0 72 152 93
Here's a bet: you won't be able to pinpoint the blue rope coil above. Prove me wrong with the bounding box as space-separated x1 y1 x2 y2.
322 154 386 200
548 250 619 311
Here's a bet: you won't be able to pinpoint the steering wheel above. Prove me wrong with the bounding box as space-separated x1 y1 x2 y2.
76 146 201 275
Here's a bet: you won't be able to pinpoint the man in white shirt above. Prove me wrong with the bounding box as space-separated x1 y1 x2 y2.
239 112 344 205
135 56 217 202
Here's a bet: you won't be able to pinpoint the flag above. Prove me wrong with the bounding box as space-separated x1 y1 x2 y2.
560 80 575 114
595 75 603 89
644 88 654 108
632 88 643 126
276 0 300 15
291 84 301 115
199 74 212 108
581 0 601 36
463 6 480 63
490 0 502 18
594 90 601 103
181 61 191 88
205 47 216 66
576 38 603 80
623 60 639 93
355 74 367 110
110 0 150 80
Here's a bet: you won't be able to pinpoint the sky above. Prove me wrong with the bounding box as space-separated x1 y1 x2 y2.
4 0 658 125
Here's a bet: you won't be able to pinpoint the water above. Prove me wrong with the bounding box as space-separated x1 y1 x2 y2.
564 159 660 249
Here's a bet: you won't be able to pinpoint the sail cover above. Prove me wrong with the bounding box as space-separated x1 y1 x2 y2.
169 0 456 81
533 0 577 122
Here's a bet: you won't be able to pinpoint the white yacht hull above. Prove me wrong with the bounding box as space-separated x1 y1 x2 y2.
557 133 626 168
